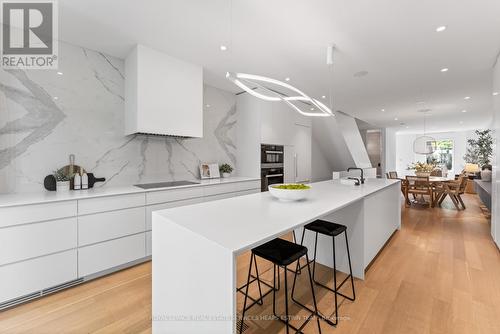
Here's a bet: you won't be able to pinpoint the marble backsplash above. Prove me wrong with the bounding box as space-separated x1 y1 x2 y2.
0 42 237 193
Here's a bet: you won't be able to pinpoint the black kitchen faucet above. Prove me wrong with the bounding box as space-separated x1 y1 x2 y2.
347 167 365 184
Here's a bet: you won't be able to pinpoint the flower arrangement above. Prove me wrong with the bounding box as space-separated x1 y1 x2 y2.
407 162 436 175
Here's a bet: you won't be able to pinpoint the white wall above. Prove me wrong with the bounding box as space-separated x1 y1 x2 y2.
311 135 333 182
396 130 475 177
383 127 397 175
491 54 500 246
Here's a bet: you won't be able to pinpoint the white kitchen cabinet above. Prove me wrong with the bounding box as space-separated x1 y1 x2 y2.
78 207 146 246
0 201 77 228
283 145 296 183
0 178 260 308
0 250 77 304
78 193 145 215
146 187 204 205
78 233 146 277
146 231 152 256
260 102 294 145
125 44 203 137
146 197 205 230
0 218 77 266
294 124 312 183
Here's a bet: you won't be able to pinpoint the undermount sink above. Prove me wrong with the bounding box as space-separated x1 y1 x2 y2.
340 178 359 186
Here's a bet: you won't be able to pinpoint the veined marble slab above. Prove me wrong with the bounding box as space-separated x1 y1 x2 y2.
0 42 237 193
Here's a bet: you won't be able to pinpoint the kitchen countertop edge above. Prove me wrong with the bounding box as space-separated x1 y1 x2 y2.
0 176 261 208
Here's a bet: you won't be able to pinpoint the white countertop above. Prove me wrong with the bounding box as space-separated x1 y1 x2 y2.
0 176 260 208
153 178 400 254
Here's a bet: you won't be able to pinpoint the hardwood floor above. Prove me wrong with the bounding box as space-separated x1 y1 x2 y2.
1 194 499 333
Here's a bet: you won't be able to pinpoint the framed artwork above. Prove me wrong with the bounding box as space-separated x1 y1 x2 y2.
199 163 220 179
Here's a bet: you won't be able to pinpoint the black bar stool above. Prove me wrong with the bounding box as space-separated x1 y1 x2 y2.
299 219 355 326
239 238 322 334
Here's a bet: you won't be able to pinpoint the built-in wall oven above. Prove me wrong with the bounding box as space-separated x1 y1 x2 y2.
261 144 284 191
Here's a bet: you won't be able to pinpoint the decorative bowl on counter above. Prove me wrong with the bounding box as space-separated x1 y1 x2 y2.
268 184 311 201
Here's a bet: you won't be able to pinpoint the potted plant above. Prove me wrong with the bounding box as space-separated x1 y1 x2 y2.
219 163 233 178
54 169 70 192
407 162 435 177
464 129 493 181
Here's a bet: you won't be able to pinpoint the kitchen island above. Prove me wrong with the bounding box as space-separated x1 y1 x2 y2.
152 178 401 333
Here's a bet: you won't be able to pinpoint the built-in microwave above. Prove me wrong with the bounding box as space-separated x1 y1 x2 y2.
261 144 284 165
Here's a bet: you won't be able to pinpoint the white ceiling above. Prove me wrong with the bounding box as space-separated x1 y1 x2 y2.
59 0 500 133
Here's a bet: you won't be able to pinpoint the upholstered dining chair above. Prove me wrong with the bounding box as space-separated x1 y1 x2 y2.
405 176 434 208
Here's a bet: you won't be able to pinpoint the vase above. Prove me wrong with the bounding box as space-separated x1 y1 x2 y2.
415 171 431 177
222 172 231 178
56 181 70 192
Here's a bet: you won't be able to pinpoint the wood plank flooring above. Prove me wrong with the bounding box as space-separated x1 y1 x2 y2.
1 194 499 334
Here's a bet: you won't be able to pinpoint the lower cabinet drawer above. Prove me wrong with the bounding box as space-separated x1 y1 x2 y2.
0 201 77 228
78 207 146 246
0 218 77 266
146 187 204 205
146 197 204 230
146 231 152 256
0 250 77 304
78 234 146 277
235 180 261 192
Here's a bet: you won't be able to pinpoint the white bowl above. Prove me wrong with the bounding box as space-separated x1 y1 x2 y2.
268 184 311 201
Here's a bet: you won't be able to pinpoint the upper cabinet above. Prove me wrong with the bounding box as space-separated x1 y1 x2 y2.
260 101 296 145
125 45 203 137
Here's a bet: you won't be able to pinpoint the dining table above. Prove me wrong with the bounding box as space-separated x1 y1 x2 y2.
405 175 453 206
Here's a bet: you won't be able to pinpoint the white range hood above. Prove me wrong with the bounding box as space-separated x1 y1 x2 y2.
125 44 203 137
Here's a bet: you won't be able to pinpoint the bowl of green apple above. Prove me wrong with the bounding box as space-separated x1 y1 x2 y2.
268 183 311 201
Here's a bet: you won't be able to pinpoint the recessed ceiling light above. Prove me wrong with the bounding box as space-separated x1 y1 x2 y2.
220 45 227 51
321 95 326 99
436 26 447 32
464 96 471 100
493 92 499 96
406 126 410 129
394 117 398 121
57 71 63 75
285 77 290 82
53 96 58 100
381 109 385 112
461 110 467 113
205 104 210 108
310 107 315 111
459 121 464 124
440 68 449 72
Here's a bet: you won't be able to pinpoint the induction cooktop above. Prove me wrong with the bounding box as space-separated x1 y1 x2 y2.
134 180 200 189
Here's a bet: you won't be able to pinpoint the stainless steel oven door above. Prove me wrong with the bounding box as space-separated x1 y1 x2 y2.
261 168 284 192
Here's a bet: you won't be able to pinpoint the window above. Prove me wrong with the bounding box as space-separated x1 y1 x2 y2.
426 139 454 171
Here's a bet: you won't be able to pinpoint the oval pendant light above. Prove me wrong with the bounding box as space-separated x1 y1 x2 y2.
413 109 437 154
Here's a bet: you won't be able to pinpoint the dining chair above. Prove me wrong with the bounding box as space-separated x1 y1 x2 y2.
388 171 399 179
434 175 468 210
405 176 434 207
